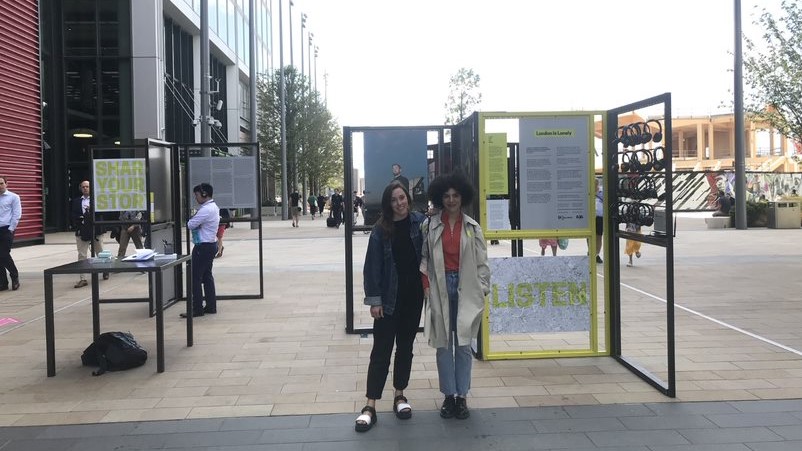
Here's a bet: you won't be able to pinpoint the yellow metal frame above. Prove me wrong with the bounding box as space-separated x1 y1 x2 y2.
477 111 610 360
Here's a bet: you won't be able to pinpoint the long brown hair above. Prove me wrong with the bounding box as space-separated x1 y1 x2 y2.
376 181 411 240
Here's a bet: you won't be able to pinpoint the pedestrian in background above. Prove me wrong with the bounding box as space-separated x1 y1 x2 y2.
624 223 642 267
116 210 144 259
181 183 220 318
70 180 108 287
0 176 21 291
317 193 327 219
308 194 318 219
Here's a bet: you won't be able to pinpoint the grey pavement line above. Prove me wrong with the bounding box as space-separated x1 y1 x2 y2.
0 294 92 337
616 275 802 357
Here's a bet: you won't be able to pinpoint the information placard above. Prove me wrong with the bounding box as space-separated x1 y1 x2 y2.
485 133 509 195
518 116 590 230
189 156 258 208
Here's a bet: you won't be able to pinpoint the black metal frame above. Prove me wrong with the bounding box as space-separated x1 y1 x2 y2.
43 255 193 376
343 125 452 335
606 93 676 397
178 142 264 300
89 139 185 316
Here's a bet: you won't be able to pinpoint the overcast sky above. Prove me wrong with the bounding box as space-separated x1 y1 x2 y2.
275 0 781 127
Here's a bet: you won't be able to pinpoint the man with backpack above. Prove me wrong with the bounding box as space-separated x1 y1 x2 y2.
308 194 318 219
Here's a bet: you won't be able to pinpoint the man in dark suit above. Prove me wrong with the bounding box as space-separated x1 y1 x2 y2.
391 163 410 192
71 180 108 287
330 189 344 228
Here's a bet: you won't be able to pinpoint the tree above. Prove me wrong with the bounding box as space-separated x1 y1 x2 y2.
743 1 802 148
444 67 482 125
256 66 342 200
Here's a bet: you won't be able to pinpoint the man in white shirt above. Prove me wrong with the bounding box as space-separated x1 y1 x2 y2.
181 183 220 318
0 176 21 291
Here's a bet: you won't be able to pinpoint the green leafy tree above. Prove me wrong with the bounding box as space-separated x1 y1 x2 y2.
743 1 802 148
444 67 482 125
257 66 342 198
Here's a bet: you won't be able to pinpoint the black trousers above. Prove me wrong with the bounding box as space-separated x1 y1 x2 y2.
0 227 18 287
191 243 217 311
365 291 423 400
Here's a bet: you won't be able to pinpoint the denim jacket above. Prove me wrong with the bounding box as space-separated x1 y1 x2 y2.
363 211 425 316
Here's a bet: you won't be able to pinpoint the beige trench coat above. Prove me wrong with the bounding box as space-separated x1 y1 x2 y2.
420 213 491 349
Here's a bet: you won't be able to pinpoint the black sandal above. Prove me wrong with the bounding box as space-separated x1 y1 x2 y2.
354 405 377 432
393 395 412 419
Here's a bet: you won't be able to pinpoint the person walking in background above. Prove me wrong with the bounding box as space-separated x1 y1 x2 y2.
216 208 230 258
116 210 144 259
353 191 364 225
317 193 327 219
539 238 558 256
308 194 318 219
595 178 604 263
290 190 301 227
71 180 108 287
181 183 220 318
355 182 425 432
330 189 344 228
0 176 22 291
420 172 491 421
624 223 642 267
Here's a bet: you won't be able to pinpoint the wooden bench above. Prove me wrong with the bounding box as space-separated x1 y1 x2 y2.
705 216 731 229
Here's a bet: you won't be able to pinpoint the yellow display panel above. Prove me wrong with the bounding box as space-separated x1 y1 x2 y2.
476 111 609 361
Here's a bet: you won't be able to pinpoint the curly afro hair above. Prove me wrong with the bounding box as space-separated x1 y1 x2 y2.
427 172 474 210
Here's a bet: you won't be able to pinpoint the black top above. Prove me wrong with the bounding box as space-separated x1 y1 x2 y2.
392 216 417 278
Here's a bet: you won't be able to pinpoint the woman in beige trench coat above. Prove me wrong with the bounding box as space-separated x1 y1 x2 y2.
420 172 490 420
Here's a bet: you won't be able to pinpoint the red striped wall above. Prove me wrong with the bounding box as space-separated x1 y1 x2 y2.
0 0 43 243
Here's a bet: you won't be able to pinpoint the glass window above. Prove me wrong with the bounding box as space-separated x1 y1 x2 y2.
217 0 228 42
100 0 131 56
64 59 98 116
209 0 218 33
64 0 97 57
228 0 236 49
240 11 248 62
100 60 120 121
240 80 249 121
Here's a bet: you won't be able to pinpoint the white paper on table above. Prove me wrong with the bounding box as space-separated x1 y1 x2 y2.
122 249 157 261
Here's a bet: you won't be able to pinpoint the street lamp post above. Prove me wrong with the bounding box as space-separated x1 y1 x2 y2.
279 0 288 220
301 13 306 82
200 0 211 146
289 0 294 68
308 33 313 90
314 46 318 93
733 0 746 229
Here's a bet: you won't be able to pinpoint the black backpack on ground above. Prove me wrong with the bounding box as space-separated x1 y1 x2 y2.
81 331 148 376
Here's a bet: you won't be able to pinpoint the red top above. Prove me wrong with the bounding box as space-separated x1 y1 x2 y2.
422 213 462 289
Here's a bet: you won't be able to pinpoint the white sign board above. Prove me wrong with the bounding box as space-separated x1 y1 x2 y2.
189 156 258 208
518 116 590 230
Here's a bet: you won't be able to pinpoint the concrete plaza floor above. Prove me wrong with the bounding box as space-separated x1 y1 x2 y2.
0 212 801 449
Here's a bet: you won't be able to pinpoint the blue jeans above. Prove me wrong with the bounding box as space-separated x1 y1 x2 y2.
436 272 472 397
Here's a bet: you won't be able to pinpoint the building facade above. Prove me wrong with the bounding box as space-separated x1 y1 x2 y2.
0 0 43 244
39 0 272 231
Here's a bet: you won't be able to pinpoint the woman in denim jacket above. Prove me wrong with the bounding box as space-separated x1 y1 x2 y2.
355 182 425 432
